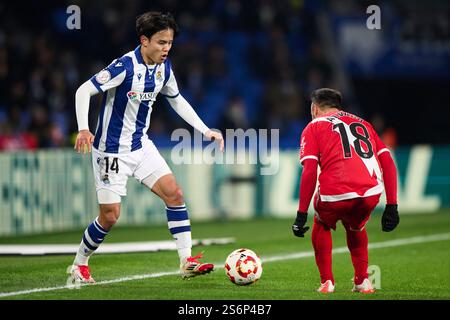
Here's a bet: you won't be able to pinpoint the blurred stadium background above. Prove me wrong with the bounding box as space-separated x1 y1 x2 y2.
1 0 450 301
0 0 449 235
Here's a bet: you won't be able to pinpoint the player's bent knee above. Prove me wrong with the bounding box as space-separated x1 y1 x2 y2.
175 187 184 200
166 187 184 206
99 213 119 229
99 204 120 229
106 216 118 227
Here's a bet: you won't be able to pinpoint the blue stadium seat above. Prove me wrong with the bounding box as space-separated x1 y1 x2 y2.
198 91 228 127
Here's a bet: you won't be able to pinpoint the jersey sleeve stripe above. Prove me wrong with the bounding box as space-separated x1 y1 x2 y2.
377 148 390 156
161 92 180 99
300 155 319 163
90 78 104 93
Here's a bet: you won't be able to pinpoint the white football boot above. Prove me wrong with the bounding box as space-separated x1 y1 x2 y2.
66 265 95 288
180 252 214 279
352 278 375 294
317 280 335 293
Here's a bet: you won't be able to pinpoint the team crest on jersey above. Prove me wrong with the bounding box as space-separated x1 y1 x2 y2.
156 71 162 81
127 91 157 101
102 173 110 185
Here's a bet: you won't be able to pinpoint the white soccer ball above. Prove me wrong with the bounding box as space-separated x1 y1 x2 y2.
224 248 262 285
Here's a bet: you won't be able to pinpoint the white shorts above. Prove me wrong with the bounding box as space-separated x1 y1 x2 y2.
92 139 172 203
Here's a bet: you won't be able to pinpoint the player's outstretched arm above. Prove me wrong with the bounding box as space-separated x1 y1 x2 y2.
379 151 399 231
292 159 318 237
382 204 399 232
204 130 224 152
74 81 98 154
166 94 224 152
74 130 95 154
292 211 309 237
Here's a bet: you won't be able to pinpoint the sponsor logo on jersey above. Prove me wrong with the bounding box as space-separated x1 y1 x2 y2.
127 91 158 101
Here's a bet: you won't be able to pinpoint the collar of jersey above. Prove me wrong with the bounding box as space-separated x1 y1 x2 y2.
134 45 145 65
135 45 158 75
319 110 341 118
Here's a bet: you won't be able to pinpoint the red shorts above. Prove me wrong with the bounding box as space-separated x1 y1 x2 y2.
313 193 381 231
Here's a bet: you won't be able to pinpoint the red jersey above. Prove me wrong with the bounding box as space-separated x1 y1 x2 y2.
299 111 390 202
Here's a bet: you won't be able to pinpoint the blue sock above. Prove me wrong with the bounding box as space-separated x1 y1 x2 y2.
166 204 192 262
74 218 108 265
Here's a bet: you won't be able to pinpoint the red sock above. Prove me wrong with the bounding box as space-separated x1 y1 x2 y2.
311 216 334 284
344 223 369 285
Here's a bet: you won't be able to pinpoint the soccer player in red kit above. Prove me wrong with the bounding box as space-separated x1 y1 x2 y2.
292 88 399 294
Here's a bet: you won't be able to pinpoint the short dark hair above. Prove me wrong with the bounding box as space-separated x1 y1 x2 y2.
310 88 342 109
136 12 179 39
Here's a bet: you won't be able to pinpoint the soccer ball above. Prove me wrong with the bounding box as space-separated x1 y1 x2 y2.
224 248 262 285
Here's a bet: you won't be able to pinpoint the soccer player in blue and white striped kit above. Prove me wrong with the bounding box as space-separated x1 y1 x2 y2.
67 12 224 285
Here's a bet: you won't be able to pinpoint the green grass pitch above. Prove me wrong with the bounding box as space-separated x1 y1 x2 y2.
0 211 449 300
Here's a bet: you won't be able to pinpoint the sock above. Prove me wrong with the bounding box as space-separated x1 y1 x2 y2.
166 204 192 264
73 217 109 266
344 222 369 285
311 216 334 284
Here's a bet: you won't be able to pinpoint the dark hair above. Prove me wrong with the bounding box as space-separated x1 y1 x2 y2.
136 12 179 39
310 88 342 109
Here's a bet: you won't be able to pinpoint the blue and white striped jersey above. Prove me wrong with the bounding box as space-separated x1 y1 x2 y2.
90 45 179 153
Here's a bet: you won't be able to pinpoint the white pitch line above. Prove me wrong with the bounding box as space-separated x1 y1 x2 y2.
0 271 181 298
1 232 449 298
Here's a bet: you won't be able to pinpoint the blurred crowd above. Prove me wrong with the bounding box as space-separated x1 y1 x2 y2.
0 0 335 151
0 0 448 151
